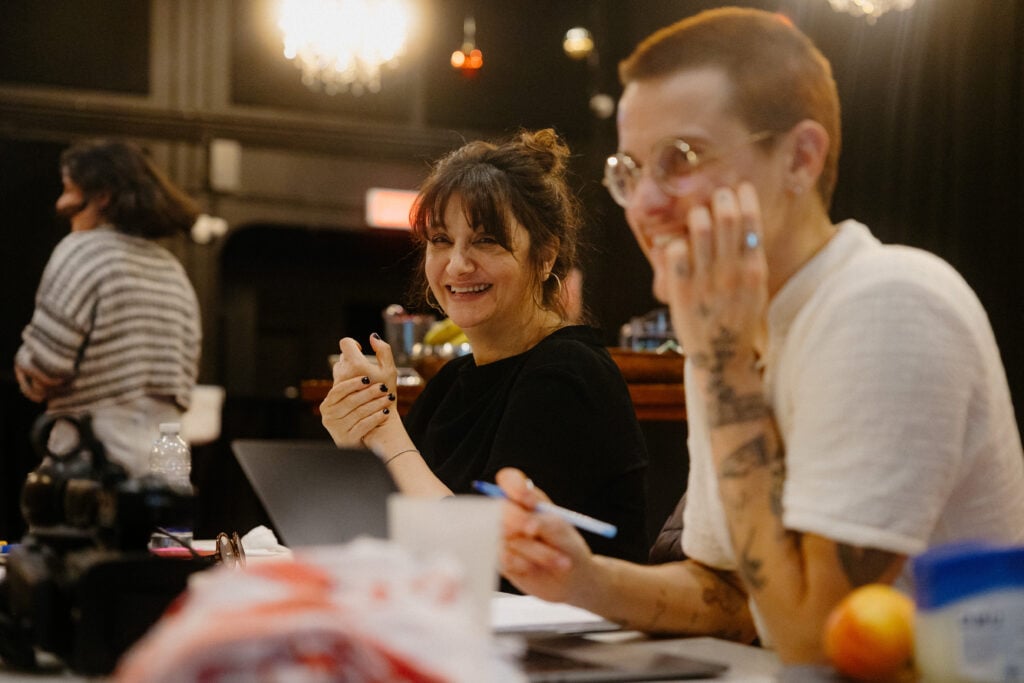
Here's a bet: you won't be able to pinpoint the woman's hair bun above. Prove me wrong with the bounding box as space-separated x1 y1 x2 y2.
516 128 570 176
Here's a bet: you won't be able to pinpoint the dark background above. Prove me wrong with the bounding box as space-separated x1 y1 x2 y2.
1 0 1022 542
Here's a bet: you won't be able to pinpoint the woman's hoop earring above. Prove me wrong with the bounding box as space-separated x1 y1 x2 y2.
536 271 563 312
425 287 444 314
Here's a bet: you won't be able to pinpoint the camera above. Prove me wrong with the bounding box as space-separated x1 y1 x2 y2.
0 413 207 675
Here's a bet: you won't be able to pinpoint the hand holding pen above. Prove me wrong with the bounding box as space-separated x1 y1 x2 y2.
472 480 618 538
488 467 604 605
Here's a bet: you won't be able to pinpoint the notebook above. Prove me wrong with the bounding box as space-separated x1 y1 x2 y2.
231 439 397 547
522 635 728 682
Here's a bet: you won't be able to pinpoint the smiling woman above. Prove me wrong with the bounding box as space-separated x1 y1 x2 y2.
422 197 555 365
318 129 650 574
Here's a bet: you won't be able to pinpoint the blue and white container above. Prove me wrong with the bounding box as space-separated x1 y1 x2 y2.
912 542 1024 682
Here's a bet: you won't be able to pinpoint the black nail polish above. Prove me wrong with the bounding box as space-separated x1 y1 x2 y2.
383 408 390 415
388 393 395 401
371 332 381 340
361 376 370 384
380 384 388 392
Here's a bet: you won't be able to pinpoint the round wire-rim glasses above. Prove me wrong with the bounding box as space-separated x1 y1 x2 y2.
603 130 778 208
149 528 246 568
216 531 246 569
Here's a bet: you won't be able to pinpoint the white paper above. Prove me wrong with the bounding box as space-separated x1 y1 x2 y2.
490 592 619 634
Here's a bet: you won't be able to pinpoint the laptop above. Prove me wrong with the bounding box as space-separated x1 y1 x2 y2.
521 635 728 682
231 439 397 547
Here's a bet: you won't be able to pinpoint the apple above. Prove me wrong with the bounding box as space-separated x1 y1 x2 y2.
823 583 915 681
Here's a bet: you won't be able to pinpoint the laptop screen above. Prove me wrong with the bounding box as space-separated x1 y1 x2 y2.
231 439 397 548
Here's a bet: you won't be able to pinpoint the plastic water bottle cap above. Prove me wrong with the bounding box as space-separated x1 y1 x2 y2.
159 422 181 434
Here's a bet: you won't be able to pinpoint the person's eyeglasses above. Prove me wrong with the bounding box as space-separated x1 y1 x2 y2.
603 130 778 208
216 531 246 569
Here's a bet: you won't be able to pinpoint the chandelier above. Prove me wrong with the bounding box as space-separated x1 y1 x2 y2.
827 0 916 22
278 0 413 95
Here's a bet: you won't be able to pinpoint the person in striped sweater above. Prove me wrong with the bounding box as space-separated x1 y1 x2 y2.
15 139 202 476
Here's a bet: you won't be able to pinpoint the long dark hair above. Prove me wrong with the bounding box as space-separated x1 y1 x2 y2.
61 139 200 238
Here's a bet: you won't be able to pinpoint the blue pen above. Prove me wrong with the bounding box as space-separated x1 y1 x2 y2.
472 480 618 539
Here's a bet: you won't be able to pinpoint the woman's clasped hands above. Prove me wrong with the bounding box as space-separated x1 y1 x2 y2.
320 335 399 449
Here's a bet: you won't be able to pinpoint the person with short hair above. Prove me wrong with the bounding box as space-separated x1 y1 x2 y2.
496 7 1024 664
15 139 201 476
320 128 649 566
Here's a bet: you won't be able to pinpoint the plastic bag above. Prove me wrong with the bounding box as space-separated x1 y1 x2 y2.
115 538 525 682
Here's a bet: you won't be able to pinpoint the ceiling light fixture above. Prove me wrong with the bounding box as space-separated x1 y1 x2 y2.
278 0 413 95
827 0 916 23
562 27 594 60
450 16 483 74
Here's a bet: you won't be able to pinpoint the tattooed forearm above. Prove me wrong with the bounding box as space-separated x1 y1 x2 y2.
619 586 669 632
694 327 769 427
720 435 771 478
719 434 790 591
710 389 770 427
768 454 786 519
720 434 787 520
701 579 745 617
836 545 899 587
644 589 669 631
689 351 711 369
738 529 766 590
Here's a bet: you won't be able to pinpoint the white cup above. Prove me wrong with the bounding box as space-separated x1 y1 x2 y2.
387 494 502 629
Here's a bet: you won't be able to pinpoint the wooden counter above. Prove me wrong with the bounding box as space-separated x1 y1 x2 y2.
301 348 686 423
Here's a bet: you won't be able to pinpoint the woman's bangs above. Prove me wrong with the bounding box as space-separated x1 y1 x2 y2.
458 167 512 247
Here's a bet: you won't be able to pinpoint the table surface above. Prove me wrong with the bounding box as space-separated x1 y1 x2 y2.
549 631 782 682
1 565 782 682
0 635 780 682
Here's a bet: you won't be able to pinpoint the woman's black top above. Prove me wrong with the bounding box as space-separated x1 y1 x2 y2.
404 325 648 565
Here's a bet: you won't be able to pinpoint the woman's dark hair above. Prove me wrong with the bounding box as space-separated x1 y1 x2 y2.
408 128 584 319
60 139 201 238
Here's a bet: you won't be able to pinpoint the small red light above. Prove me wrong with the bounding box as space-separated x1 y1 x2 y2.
451 48 482 73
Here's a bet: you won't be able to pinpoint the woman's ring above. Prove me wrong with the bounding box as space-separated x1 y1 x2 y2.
744 231 761 250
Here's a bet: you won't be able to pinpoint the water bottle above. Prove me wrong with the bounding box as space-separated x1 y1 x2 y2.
150 422 192 492
148 422 193 550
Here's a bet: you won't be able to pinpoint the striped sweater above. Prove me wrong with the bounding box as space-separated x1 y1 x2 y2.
17 225 200 412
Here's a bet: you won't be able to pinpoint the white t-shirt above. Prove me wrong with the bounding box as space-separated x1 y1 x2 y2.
682 220 1024 593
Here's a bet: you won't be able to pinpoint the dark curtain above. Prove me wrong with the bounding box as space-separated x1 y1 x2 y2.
818 0 1024 422
1 140 64 541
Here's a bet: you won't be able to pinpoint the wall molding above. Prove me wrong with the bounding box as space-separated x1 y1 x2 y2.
0 87 466 160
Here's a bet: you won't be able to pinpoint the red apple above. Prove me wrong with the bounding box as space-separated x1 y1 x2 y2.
824 584 915 681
